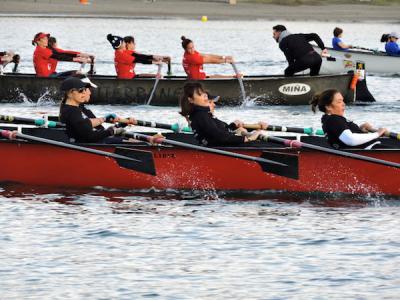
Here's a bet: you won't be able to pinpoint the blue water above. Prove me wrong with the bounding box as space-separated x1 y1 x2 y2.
0 17 400 299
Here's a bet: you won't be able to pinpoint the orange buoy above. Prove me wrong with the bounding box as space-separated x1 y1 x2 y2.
79 0 89 5
350 73 359 91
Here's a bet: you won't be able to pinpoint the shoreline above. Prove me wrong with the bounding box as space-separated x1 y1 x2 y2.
0 0 399 22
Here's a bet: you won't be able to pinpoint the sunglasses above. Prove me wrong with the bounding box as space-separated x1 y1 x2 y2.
72 87 88 93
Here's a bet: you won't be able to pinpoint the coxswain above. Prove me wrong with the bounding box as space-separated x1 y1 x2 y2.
310 89 388 149
332 27 352 51
32 32 90 77
181 36 238 80
59 76 125 143
180 82 266 146
272 25 328 76
384 32 400 56
48 36 94 75
107 34 166 79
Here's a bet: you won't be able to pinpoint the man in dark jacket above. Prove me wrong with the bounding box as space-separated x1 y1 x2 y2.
272 24 329 77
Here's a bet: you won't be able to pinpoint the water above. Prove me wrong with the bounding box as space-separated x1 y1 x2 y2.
0 17 400 299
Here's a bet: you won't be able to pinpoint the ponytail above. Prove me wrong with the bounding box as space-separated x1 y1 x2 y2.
310 89 340 113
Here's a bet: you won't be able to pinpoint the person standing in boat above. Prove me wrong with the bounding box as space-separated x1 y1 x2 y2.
107 34 166 79
272 25 328 77
59 76 126 143
384 32 400 56
180 82 265 146
32 32 90 77
332 27 352 51
310 89 388 149
48 36 94 75
181 36 238 80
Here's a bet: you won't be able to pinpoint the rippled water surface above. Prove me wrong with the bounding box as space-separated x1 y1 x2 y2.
0 17 400 299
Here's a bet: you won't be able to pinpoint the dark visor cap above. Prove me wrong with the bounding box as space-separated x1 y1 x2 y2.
60 77 90 92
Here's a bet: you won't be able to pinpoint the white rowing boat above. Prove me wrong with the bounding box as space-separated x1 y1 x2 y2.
313 46 400 75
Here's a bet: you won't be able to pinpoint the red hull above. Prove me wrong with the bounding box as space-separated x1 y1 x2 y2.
0 142 399 196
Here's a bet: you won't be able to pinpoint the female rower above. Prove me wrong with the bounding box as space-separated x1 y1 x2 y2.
310 89 388 149
59 76 125 143
124 35 170 78
107 34 167 79
332 27 352 51
32 32 89 77
180 82 266 146
48 36 94 75
181 36 238 80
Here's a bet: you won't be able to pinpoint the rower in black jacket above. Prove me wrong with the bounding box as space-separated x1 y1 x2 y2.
180 82 267 146
272 24 329 77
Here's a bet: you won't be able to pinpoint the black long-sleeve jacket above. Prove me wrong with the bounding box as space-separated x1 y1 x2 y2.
279 33 325 65
189 105 245 146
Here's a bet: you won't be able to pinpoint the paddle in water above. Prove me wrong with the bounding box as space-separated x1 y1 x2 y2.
0 128 156 175
121 131 299 179
146 64 163 105
259 133 400 169
231 62 247 103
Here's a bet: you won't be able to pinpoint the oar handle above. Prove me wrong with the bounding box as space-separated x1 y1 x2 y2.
244 124 314 135
167 61 172 76
0 114 64 128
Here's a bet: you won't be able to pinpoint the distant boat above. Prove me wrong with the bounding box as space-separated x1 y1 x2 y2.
314 46 400 75
0 72 374 105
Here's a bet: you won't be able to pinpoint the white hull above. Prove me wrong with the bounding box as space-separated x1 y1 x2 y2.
313 46 400 75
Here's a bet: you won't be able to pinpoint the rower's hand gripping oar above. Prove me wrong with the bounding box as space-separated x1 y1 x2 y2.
259 134 400 169
146 63 163 105
231 62 247 103
121 131 299 179
0 129 156 175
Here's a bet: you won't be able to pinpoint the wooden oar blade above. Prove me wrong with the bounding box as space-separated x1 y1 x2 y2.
114 147 156 176
260 150 299 179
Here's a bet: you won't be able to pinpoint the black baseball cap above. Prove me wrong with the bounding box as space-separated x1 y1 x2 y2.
60 77 91 92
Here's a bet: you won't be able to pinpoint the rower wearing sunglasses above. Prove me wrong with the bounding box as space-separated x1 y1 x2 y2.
59 76 125 144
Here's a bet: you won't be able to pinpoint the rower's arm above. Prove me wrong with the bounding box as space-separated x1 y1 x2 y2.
339 129 380 146
50 49 77 62
132 52 153 64
305 33 326 50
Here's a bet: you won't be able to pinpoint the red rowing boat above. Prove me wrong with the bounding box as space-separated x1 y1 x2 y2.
0 129 399 196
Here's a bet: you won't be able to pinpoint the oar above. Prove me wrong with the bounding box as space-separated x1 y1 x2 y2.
121 131 299 179
0 114 64 128
146 64 163 105
352 46 380 53
115 118 191 133
167 61 172 76
243 124 314 135
0 128 156 175
258 134 400 169
88 55 96 75
231 62 246 102
12 54 20 73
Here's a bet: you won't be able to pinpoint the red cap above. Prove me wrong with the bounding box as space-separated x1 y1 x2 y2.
32 32 50 45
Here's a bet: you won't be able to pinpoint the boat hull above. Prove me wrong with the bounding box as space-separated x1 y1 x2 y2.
314 46 400 75
0 73 358 105
0 133 398 196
